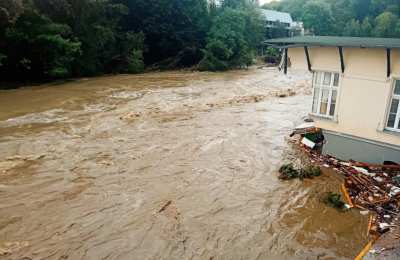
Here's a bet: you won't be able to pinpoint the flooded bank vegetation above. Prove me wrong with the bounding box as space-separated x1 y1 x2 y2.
278 163 322 180
0 0 263 85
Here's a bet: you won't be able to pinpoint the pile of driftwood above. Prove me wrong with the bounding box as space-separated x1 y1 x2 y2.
289 120 400 257
301 145 400 237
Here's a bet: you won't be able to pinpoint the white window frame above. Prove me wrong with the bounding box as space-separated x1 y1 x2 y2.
310 71 340 119
385 79 400 133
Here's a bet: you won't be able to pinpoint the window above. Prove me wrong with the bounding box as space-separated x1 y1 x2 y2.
386 80 400 131
311 71 339 118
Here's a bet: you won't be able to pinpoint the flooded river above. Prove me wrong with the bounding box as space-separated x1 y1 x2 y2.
0 68 368 259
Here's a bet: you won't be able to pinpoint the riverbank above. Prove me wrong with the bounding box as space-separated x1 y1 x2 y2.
0 68 369 259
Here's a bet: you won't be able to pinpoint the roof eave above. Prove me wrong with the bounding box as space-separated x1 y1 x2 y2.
263 43 305 48
263 42 400 49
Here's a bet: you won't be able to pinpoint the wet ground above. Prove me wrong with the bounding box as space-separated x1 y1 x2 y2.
0 68 368 259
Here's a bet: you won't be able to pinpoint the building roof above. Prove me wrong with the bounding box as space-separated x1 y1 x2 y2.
264 36 400 49
260 9 293 24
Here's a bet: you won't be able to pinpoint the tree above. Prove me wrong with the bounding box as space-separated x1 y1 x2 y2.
0 0 24 65
370 0 399 18
343 19 361 36
360 17 373 36
330 0 353 35
114 0 211 66
395 20 400 38
301 1 333 35
1 0 313 83
221 0 258 9
3 9 81 79
351 0 372 21
199 7 262 71
374 11 398 37
261 1 280 11
264 0 400 38
65 0 132 75
0 0 23 26
208 0 218 18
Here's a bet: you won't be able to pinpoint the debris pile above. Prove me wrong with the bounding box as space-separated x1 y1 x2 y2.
279 163 321 180
343 164 400 235
289 120 400 257
299 142 400 238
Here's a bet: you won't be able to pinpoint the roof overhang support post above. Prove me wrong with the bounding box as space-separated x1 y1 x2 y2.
387 48 391 78
338 46 345 73
284 48 288 74
304 46 312 72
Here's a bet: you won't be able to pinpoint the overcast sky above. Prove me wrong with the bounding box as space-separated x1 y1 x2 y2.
259 0 279 5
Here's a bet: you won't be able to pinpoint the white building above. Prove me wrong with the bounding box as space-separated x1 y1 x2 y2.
265 36 400 164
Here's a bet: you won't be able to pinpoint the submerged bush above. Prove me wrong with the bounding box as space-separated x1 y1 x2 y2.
279 164 322 180
324 192 346 210
279 163 299 180
299 166 322 179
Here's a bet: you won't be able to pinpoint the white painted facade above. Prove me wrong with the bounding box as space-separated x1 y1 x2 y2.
288 47 400 148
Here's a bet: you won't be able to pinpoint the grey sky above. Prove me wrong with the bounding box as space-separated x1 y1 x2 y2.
259 0 279 5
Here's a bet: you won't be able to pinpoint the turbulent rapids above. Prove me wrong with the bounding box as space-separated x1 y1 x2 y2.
0 68 369 259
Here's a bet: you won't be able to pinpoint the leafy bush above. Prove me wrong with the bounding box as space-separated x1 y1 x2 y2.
126 49 144 73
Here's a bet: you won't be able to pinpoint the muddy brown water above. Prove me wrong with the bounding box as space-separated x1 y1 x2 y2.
0 68 368 259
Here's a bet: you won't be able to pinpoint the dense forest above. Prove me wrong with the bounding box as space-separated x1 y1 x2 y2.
264 0 400 37
0 0 263 83
1 0 400 84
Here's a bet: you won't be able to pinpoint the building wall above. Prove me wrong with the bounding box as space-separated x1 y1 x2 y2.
288 47 400 148
322 130 400 164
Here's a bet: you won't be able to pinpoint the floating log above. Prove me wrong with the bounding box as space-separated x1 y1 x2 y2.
341 183 354 208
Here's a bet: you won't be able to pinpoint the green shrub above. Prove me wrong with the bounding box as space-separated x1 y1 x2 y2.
126 49 144 74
